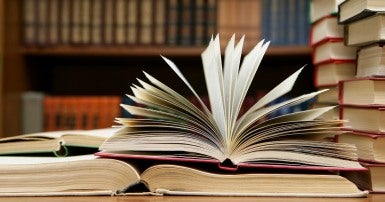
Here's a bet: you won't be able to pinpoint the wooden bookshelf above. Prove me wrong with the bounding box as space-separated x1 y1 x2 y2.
0 0 313 137
21 45 311 57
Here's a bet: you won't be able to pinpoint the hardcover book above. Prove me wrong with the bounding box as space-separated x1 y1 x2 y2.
0 155 367 197
338 0 385 24
97 34 364 172
344 13 385 47
338 77 385 106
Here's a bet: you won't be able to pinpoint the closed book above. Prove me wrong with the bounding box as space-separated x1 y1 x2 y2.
309 0 343 23
310 15 344 47
357 44 385 77
344 13 385 47
339 105 385 134
337 130 385 163
312 38 357 65
338 0 385 24
339 77 385 106
314 60 356 87
342 162 385 193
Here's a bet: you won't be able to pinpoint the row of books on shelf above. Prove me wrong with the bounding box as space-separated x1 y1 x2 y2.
22 0 312 48
261 0 310 45
22 0 217 46
310 0 385 193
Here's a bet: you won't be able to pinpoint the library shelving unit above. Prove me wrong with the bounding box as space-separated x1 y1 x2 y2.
0 0 313 137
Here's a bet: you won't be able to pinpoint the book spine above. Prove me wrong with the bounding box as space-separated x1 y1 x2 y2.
90 0 103 45
193 0 205 45
47 0 59 45
22 92 45 133
70 0 82 44
22 0 37 46
80 0 92 44
36 0 49 46
153 0 166 45
139 0 154 45
166 0 179 46
126 0 138 44
338 79 344 105
179 0 193 46
115 0 126 45
205 0 217 43
59 0 71 44
102 0 115 45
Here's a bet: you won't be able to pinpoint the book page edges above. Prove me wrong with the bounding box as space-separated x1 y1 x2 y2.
155 189 369 198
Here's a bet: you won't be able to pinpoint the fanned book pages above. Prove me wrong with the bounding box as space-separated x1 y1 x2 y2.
98 34 365 172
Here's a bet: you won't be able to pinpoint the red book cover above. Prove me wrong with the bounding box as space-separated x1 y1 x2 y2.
310 15 343 47
95 152 367 172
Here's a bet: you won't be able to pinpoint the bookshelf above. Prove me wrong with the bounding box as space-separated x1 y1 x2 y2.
0 0 313 137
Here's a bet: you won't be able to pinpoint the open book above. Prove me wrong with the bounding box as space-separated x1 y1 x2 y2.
0 127 119 157
98 35 364 171
0 155 368 197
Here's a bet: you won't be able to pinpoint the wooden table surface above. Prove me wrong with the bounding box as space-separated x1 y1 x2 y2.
0 194 383 202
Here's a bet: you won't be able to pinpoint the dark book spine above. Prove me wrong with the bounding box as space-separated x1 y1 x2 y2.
153 0 166 45
166 0 179 46
22 0 38 46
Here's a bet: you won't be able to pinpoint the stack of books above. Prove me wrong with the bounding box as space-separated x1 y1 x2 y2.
309 0 357 120
0 35 368 197
336 0 385 193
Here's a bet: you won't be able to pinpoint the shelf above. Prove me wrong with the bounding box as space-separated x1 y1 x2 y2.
21 45 311 57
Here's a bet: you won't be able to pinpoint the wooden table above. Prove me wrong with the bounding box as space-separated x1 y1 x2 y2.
0 194 383 202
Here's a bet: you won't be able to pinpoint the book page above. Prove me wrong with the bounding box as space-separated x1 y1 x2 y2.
201 35 227 140
0 154 98 165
